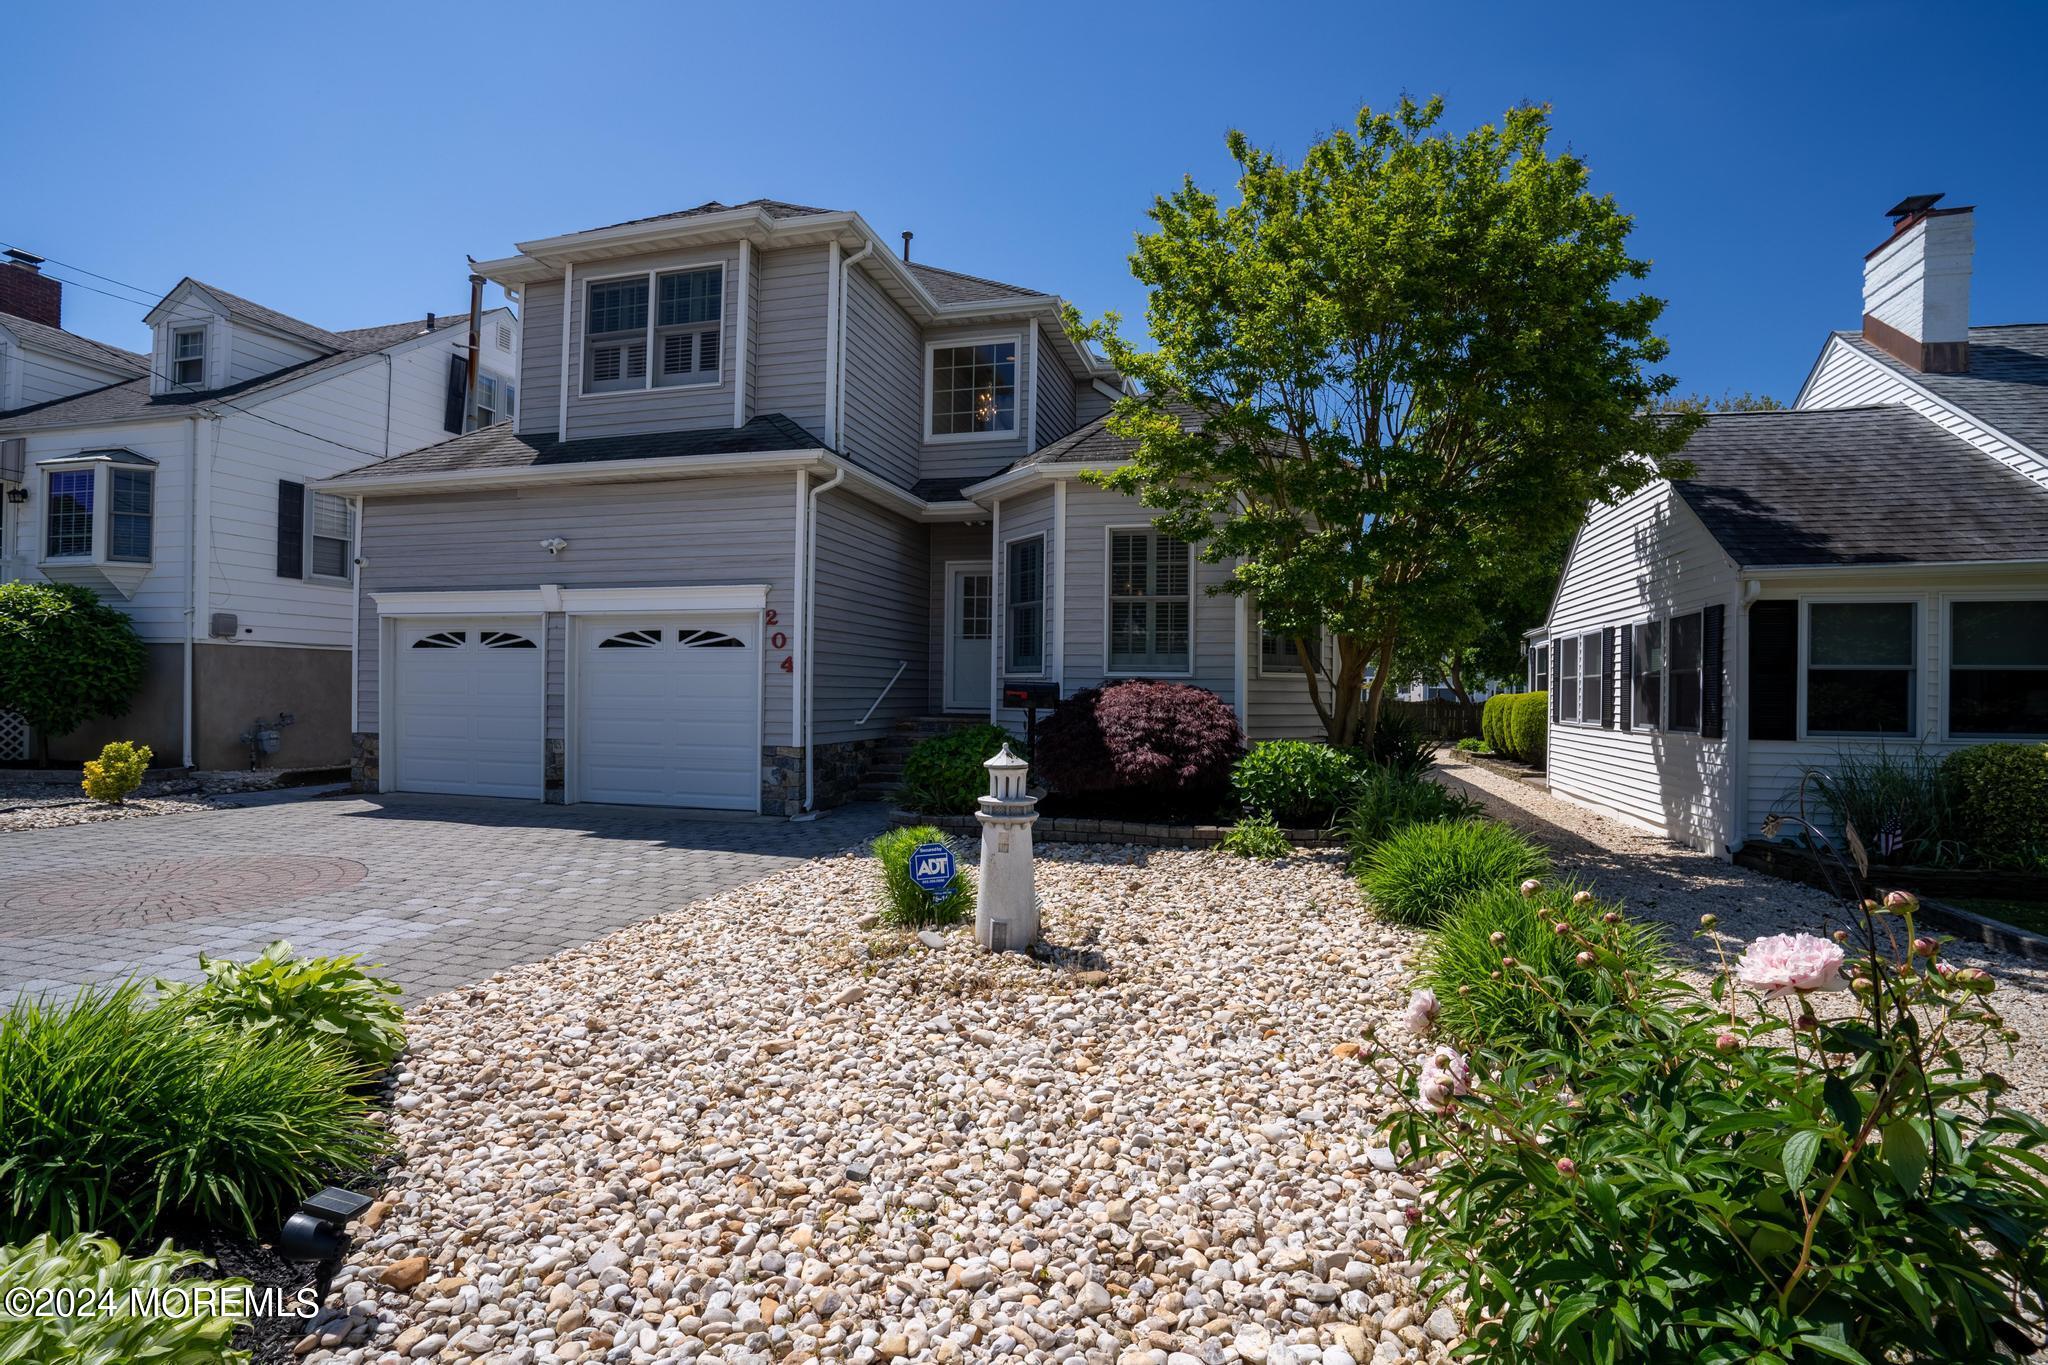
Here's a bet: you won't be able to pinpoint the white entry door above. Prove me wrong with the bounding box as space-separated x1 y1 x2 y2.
391 619 544 798
573 613 761 810
945 563 993 713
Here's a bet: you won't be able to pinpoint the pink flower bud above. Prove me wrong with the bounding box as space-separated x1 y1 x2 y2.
1954 968 1996 994
1555 1157 1577 1178
1601 912 1620 925
1489 931 1507 948
1884 890 1918 911
1552 921 1571 936
1832 929 1851 944
1912 938 1936 958
1571 890 1595 907
1935 961 1957 979
1699 913 1718 930
1519 879 1543 898
1500 956 1519 970
1575 951 1596 967
1715 1031 1740 1052
1797 1012 1819 1032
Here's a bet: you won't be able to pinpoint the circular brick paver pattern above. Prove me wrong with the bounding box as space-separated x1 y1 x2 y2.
0 855 366 937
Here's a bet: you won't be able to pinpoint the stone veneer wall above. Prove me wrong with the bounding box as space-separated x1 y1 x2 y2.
351 732 378 792
761 739 885 817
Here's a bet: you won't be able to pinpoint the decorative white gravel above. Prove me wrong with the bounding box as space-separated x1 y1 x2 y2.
1435 753 2048 1116
306 847 1454 1365
0 770 311 831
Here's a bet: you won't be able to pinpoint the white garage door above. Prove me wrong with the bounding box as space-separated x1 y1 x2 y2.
391 620 544 799
575 614 760 810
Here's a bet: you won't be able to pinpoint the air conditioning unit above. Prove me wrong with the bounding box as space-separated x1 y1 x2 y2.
209 612 240 639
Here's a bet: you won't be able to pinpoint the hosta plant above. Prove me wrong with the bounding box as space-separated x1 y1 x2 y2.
0 1233 250 1364
1378 892 2048 1362
156 939 406 1070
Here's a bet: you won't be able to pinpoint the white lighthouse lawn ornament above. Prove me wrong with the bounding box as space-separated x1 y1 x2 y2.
976 742 1040 952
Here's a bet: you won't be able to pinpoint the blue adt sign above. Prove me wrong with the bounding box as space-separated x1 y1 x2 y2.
909 842 957 894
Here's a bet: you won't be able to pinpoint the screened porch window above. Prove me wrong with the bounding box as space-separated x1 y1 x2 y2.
1109 531 1191 673
1949 600 2048 736
1005 536 1044 674
1807 602 1914 736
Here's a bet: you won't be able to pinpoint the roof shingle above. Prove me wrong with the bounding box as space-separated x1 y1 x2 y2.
1841 323 2048 463
0 312 149 376
324 414 826 483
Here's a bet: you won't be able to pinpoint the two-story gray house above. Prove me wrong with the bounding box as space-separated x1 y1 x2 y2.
323 199 1325 814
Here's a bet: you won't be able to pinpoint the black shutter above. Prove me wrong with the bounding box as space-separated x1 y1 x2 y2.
1619 624 1634 732
1702 603 1727 739
276 479 304 578
1551 643 1562 719
443 352 467 434
1748 599 1798 741
1600 626 1616 728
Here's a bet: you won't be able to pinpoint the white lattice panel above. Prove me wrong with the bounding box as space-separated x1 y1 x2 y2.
0 711 28 762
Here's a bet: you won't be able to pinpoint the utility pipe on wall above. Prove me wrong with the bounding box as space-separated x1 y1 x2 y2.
801 463 847 811
463 268 485 432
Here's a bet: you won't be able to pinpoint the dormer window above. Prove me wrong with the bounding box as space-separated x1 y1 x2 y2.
582 265 724 397
926 336 1018 441
172 327 206 387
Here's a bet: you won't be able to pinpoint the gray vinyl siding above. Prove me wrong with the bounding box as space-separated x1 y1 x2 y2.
811 493 929 744
562 247 742 441
1073 381 1116 426
743 249 761 423
1246 620 1332 740
1034 340 1079 448
1543 482 1739 854
354 474 799 744
518 278 562 436
840 269 922 487
917 323 1038 489
927 522 993 711
753 245 831 439
994 487 1055 720
1051 483 1237 710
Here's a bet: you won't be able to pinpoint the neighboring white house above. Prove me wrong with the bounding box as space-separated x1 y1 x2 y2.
0 254 518 768
1530 195 2048 856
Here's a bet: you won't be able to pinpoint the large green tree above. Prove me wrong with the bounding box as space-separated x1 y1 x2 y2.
1069 98 1698 744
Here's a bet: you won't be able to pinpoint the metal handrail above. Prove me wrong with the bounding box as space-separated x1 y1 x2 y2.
857 661 911 726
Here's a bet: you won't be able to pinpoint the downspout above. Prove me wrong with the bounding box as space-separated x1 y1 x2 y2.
1730 576 1764 858
348 496 365 747
182 414 202 768
802 463 847 811
556 262 573 438
834 240 874 447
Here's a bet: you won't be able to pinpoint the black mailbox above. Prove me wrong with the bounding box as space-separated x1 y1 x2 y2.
1001 680 1059 710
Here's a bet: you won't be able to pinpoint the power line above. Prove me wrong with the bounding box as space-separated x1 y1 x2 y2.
0 242 164 305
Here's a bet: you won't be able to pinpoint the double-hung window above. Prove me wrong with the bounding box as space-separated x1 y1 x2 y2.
42 459 153 564
172 327 206 387
1806 602 1914 736
928 338 1017 439
655 267 721 387
584 277 649 393
1948 600 2048 736
1668 611 1705 731
1577 629 1604 724
1108 530 1191 673
1260 620 1321 676
309 492 354 581
1005 536 1045 674
475 374 501 427
1532 643 1549 693
1557 635 1580 721
1631 619 1663 729
45 468 94 558
109 468 153 562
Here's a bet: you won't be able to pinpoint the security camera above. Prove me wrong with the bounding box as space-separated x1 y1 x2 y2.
541 537 569 557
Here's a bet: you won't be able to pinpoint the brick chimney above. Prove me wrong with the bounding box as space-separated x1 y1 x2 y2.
1862 194 1972 373
0 249 61 328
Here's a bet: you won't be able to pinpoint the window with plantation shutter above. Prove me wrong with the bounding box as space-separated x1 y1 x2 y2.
655 267 722 388
584 277 650 394
1005 536 1045 674
1108 530 1192 672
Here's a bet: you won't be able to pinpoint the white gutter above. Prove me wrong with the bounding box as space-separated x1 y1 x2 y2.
834 240 875 449
988 496 1002 722
182 414 202 767
959 458 1129 503
348 497 365 742
801 464 847 810
789 471 807 766
556 262 573 438
732 240 752 430
311 448 829 496
821 241 843 448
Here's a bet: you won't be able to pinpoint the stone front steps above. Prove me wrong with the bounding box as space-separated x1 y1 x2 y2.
851 714 988 803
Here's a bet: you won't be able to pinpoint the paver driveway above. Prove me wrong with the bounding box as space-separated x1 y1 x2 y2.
0 793 891 999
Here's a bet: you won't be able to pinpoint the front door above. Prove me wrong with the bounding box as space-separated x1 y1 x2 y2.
945 562 993 713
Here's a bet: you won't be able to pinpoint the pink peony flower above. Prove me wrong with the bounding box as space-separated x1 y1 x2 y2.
1416 1046 1472 1109
1403 988 1439 1037
1555 1156 1577 1178
1519 879 1543 898
1715 1031 1741 1052
1736 933 1850 998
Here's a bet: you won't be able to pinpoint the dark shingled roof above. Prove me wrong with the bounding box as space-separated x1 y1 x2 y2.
0 312 149 375
906 261 1043 305
325 414 825 482
186 281 353 351
1670 405 2048 566
1841 323 2048 462
581 199 839 234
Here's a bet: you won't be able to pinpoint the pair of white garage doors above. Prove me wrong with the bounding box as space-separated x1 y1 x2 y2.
388 611 761 810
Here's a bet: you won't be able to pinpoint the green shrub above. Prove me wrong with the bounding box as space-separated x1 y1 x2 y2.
0 984 387 1244
1343 767 1487 866
1508 690 1547 763
81 739 151 805
1365 707 1438 779
1358 819 1549 927
1231 740 1363 826
0 581 148 750
1453 736 1485 754
1385 899 2048 1362
870 825 974 928
0 1233 250 1363
897 724 1014 816
156 940 406 1071
1481 694 1513 753
1420 880 1664 1054
1218 814 1292 860
1808 745 1959 865
1944 742 2048 869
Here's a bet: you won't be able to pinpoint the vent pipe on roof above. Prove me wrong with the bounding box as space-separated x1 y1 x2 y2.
901 231 913 263
1862 193 1973 374
426 312 436 333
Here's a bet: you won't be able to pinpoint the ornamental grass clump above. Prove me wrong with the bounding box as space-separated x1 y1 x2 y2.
1342 767 1486 864
0 1233 251 1364
0 983 387 1244
1375 890 2048 1363
1419 879 1664 1054
1357 818 1549 927
870 825 974 928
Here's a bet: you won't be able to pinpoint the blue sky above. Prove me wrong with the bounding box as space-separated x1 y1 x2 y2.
7 0 2043 404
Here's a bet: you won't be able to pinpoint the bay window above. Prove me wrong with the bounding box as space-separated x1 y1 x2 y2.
42 458 153 565
45 468 94 558
109 468 152 562
1949 600 2048 736
1005 536 1045 674
1108 530 1191 673
1806 601 1914 736
927 338 1018 439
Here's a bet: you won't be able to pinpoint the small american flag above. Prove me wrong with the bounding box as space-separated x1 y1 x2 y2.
1876 816 1904 858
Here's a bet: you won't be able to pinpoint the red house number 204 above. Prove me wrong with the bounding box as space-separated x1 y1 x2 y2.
766 609 792 672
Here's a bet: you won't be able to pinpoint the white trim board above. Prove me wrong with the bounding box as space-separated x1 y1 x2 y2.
560 585 769 614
